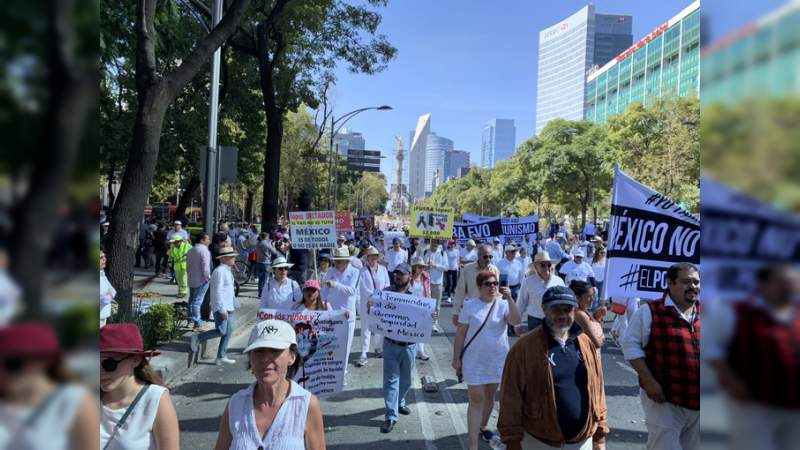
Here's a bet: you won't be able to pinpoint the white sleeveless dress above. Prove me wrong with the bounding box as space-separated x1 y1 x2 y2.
100 384 167 450
228 380 312 450
0 384 86 450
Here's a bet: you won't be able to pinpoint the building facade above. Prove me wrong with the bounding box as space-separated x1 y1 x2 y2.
535 5 632 135
334 129 365 156
585 1 700 124
702 2 800 104
444 149 470 180
408 113 431 201
481 119 516 168
425 132 453 195
346 150 381 173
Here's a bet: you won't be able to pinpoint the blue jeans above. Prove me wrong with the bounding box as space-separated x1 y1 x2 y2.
383 339 416 421
188 283 209 326
198 311 233 358
255 263 269 297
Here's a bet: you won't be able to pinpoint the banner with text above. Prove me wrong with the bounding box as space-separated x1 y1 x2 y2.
335 210 354 234
462 212 498 223
354 216 374 233
410 207 455 239
257 309 348 398
701 177 800 301
452 218 503 246
500 215 540 245
368 291 436 344
604 165 701 299
289 211 337 249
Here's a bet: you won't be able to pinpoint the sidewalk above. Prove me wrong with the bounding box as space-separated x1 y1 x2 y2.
132 267 261 385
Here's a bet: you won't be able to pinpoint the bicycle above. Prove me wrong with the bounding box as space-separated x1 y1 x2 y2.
233 255 252 285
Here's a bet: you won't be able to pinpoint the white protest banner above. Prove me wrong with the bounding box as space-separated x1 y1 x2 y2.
500 215 539 245
701 177 800 302
452 218 503 246
604 165 700 299
368 291 436 344
256 309 349 397
289 210 336 249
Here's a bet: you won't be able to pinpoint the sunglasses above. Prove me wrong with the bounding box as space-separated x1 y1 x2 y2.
482 281 499 287
482 255 493 259
101 355 132 372
2 357 25 373
274 267 288 271
537 262 552 267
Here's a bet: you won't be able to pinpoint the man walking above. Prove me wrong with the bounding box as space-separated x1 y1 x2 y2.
459 239 478 266
423 239 447 333
499 286 608 449
385 238 408 276
167 235 192 298
153 223 168 276
321 247 361 377
452 244 499 326
517 251 565 332
186 233 211 330
356 246 391 366
190 246 239 365
623 262 700 450
497 244 525 300
443 240 460 306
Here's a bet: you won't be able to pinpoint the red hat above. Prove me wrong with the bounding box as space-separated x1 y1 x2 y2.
303 279 320 291
0 323 61 357
100 323 161 357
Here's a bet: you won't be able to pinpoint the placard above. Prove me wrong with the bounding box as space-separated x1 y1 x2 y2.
368 291 436 344
335 210 354 234
452 218 503 246
289 210 337 249
409 207 455 239
354 216 374 232
256 309 349 397
500 215 539 245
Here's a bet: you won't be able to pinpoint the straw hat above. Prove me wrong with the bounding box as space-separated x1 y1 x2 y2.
332 247 351 260
364 246 381 256
533 251 554 263
410 256 428 267
216 246 237 259
271 256 294 268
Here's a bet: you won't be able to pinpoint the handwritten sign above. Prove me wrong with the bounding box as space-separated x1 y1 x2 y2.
289 210 337 249
368 291 435 344
257 309 348 397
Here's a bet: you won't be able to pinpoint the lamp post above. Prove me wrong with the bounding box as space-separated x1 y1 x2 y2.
328 105 392 210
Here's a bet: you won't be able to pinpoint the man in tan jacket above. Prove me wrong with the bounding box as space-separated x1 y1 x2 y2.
451 244 499 326
499 286 608 450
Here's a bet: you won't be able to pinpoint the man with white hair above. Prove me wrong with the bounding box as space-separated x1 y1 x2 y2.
322 247 361 379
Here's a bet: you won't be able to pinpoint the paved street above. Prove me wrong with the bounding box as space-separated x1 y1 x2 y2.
169 283 647 449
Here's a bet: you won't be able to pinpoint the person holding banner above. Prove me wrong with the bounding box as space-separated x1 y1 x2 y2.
356 246 390 367
517 251 566 333
622 262 700 450
259 257 302 310
453 270 522 450
452 245 499 326
321 247 361 379
213 320 326 450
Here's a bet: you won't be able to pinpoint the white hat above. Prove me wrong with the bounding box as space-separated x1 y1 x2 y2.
244 320 297 353
573 249 585 258
174 220 182 225
332 247 351 260
410 256 428 267
216 246 237 258
504 244 517 252
466 239 476 246
271 256 294 268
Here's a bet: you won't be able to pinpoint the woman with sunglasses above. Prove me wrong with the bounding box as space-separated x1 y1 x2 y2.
452 270 522 450
100 323 179 450
260 256 302 310
0 323 98 450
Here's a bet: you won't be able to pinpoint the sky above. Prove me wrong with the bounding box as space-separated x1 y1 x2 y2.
328 0 789 183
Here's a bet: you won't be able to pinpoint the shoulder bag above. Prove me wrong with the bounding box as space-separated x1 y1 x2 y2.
103 384 150 450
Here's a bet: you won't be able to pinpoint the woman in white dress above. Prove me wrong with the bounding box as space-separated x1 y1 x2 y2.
0 323 97 450
214 320 326 450
452 270 522 450
100 323 179 450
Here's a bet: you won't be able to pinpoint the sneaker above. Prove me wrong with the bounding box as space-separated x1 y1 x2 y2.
432 322 442 333
417 351 430 361
380 419 396 433
215 357 236 365
398 405 411 415
354 357 368 367
479 429 496 442
190 334 199 353
442 297 453 306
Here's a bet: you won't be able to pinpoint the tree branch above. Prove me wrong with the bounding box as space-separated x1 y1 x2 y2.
135 0 160 89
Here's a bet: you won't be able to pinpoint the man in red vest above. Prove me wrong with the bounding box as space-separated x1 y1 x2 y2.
705 264 800 450
623 262 700 450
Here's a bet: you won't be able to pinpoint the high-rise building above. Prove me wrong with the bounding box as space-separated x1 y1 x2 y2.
481 119 516 168
702 1 799 105
585 1 700 124
408 113 431 202
425 132 453 195
535 6 632 135
346 150 381 173
334 129 365 156
444 149 470 180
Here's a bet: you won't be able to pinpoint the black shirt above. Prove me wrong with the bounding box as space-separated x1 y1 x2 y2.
547 328 590 441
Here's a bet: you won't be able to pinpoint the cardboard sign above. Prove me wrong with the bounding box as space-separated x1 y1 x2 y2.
256 309 349 397
335 210 354 234
289 211 337 249
367 290 436 344
409 207 455 239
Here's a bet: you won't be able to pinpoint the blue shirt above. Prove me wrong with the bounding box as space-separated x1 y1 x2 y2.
547 329 589 441
546 240 564 260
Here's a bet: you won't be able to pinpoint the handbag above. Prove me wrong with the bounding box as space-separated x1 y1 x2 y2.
457 299 497 383
103 384 150 450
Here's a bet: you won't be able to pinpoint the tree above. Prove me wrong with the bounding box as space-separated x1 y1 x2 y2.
104 0 253 317
340 172 389 215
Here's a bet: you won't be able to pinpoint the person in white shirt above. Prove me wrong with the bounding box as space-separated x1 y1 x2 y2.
459 239 478 266
322 247 361 378
563 249 596 285
385 238 408 276
422 239 447 333
497 244 525 301
490 237 503 262
517 247 532 277
516 251 565 332
190 247 239 365
165 220 189 243
443 240 460 305
259 256 302 310
356 246 391 367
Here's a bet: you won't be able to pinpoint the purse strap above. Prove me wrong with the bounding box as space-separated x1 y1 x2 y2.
460 299 497 360
103 384 150 450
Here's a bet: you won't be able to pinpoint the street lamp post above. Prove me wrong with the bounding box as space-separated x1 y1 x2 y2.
327 105 392 210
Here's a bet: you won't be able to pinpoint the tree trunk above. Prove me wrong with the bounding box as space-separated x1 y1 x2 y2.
174 175 199 224
107 160 117 210
244 189 254 223
257 25 284 230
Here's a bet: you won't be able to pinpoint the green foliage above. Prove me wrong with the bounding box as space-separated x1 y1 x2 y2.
55 303 100 349
340 172 389 215
138 303 176 349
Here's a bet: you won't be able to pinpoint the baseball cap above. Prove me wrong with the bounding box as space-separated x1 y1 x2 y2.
303 279 320 290
493 237 501 243
392 237 402 245
393 263 412 274
573 249 585 258
174 220 182 225
244 320 297 353
542 286 578 308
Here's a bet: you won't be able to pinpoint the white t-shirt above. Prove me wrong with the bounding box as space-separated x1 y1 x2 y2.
445 248 460 270
497 258 525 287
592 260 607 282
517 274 566 319
0 384 86 450
423 247 447 285
385 248 408 272
459 298 510 385
460 247 477 264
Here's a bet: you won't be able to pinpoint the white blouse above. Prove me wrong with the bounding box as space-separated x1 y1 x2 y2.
100 384 167 450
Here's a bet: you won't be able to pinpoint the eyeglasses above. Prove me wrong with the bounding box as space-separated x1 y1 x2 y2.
537 263 552 267
2 357 25 373
482 281 499 287
101 355 132 372
274 267 288 272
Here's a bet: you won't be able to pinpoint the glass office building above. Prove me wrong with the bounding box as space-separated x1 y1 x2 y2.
585 1 700 124
481 119 516 168
702 2 800 105
535 5 632 135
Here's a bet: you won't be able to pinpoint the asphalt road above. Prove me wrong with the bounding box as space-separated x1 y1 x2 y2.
171 286 648 449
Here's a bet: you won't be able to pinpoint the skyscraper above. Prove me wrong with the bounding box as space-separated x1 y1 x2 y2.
334 129 365 156
535 5 632 135
481 119 516 168
444 149 470 180
425 132 453 195
408 113 431 202
585 1 700 124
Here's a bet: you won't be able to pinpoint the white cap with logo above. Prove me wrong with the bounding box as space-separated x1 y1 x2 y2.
244 320 297 353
